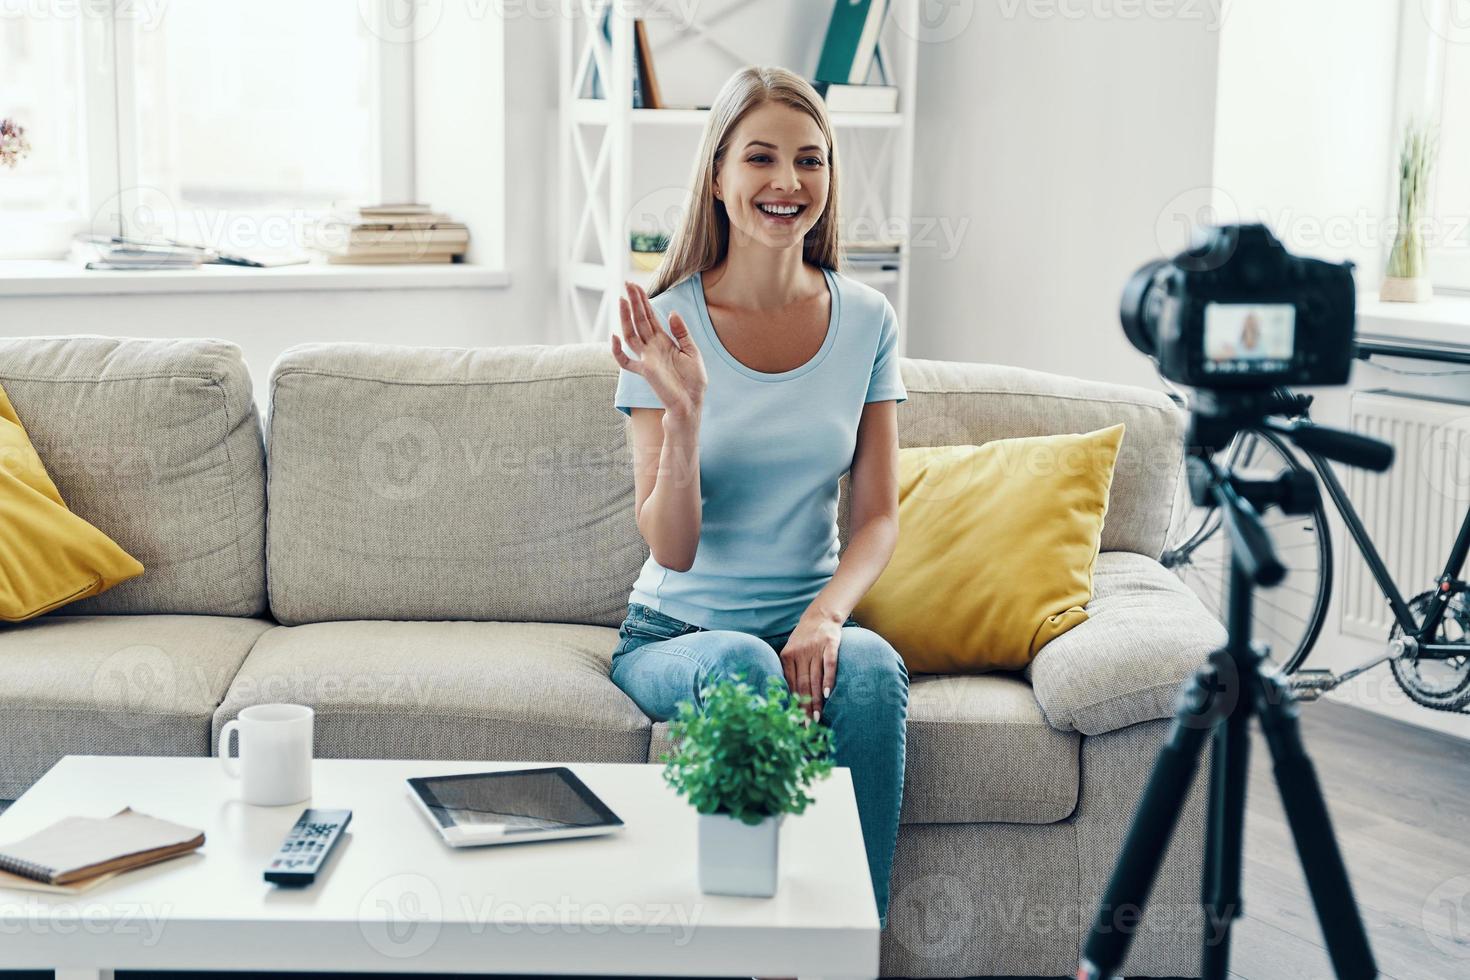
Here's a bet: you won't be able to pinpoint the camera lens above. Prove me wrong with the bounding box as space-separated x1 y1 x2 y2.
1120 259 1169 359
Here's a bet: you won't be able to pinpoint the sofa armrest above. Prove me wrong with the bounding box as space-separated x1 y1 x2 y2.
1025 552 1227 735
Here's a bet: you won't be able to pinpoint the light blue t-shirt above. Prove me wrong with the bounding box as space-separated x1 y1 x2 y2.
614 265 908 635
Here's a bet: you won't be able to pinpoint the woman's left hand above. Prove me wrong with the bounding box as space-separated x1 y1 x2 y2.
780 613 842 723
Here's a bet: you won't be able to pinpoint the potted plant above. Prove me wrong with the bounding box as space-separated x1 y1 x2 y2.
660 673 834 897
629 230 669 272
1381 116 1438 303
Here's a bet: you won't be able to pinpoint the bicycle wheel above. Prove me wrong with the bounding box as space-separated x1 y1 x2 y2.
1161 427 1333 674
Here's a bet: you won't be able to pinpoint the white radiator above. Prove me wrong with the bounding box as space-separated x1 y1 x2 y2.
1340 390 1470 640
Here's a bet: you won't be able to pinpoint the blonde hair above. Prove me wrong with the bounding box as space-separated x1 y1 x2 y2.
647 65 842 298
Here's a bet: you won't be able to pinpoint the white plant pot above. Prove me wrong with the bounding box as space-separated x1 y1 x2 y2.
697 810 786 897
1379 275 1433 303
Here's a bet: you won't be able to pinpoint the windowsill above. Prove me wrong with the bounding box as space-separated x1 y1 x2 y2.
1357 290 1470 349
0 259 511 298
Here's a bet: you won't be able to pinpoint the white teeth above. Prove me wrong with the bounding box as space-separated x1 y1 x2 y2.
758 203 801 216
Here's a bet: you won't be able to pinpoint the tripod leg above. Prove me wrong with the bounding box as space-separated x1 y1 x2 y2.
1200 682 1251 980
1079 669 1216 980
1253 670 1378 979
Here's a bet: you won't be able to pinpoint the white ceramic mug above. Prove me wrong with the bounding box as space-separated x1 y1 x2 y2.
218 703 314 806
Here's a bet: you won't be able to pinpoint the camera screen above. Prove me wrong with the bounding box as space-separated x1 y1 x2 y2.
1202 303 1295 373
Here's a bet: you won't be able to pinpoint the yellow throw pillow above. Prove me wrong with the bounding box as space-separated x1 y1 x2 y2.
854 424 1125 674
0 381 144 621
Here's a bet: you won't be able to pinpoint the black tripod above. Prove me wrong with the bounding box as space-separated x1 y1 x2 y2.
1078 394 1390 980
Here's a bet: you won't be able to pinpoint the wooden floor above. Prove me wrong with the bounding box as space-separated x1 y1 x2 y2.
2 700 1466 979
1223 699 1470 980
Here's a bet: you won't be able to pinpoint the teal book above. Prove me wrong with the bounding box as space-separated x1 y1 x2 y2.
584 7 614 100
584 9 644 106
815 0 889 85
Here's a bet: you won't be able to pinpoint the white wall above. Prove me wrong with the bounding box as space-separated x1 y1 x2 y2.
0 287 542 411
905 9 1222 389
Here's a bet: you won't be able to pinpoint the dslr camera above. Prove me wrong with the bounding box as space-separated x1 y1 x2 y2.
1120 223 1356 389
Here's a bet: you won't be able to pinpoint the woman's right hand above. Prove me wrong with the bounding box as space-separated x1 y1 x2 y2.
611 280 708 420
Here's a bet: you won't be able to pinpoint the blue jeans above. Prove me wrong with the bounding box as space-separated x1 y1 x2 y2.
609 602 909 929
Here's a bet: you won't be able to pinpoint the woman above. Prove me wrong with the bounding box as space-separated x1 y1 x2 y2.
608 65 910 932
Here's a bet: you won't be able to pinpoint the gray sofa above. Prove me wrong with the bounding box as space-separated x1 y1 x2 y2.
0 335 1225 978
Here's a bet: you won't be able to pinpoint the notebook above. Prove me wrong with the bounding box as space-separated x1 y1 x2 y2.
0 866 121 895
0 807 204 886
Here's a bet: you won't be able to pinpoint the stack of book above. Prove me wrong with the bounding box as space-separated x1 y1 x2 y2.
813 0 898 113
69 235 210 271
314 204 470 264
0 807 203 895
844 240 901 272
583 16 665 108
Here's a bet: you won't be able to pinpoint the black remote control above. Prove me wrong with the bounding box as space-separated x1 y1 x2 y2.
264 808 352 886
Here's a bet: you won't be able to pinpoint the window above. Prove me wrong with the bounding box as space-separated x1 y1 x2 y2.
0 0 412 259
128 1 380 249
0 12 88 257
1397 1 1470 291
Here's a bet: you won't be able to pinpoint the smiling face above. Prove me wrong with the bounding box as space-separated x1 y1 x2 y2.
712 101 830 252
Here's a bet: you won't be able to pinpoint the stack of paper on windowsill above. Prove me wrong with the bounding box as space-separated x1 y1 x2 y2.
0 807 204 895
313 202 471 264
69 235 210 271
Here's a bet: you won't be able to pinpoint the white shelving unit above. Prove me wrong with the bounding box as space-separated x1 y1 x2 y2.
558 0 918 352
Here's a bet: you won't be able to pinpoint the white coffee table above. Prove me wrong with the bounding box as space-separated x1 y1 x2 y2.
0 756 879 979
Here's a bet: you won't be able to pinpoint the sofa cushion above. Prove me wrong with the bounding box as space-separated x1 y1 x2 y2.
265 342 644 627
0 614 274 799
1027 551 1228 735
0 337 267 616
213 620 651 763
0 380 144 620
648 671 1080 825
855 425 1124 673
840 358 1185 560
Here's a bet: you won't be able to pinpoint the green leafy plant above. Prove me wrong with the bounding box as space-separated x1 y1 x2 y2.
1386 116 1438 280
660 672 835 825
630 231 670 253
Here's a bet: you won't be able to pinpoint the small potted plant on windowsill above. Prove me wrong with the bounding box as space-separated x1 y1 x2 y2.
660 673 834 897
1381 116 1438 303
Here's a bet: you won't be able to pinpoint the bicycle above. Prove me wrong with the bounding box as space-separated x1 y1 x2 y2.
1159 340 1470 712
